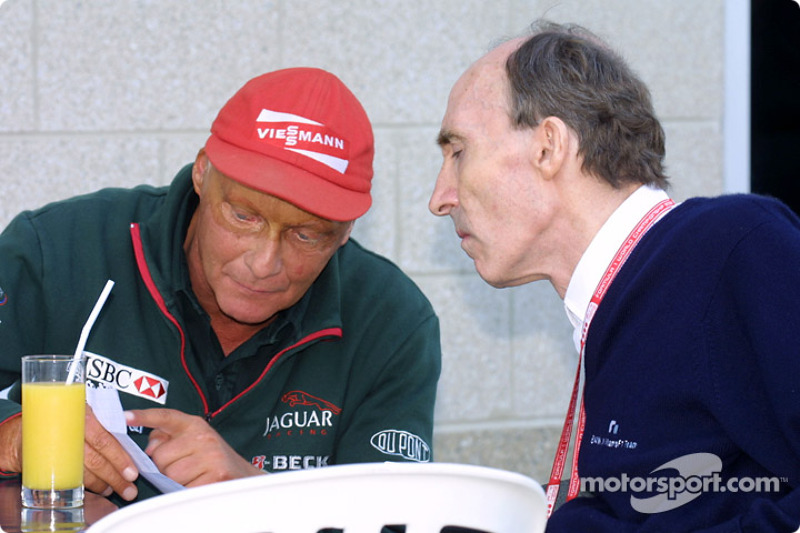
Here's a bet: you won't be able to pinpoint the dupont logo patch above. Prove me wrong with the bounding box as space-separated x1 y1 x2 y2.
370 430 431 463
84 351 169 404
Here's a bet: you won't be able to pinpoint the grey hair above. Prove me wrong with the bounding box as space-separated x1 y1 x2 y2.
505 20 669 190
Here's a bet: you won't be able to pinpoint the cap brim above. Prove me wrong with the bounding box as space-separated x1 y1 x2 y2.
205 135 371 222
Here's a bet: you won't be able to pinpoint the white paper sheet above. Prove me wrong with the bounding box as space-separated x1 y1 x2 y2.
86 386 185 494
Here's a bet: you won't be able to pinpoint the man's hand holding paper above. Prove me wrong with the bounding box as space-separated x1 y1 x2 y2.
126 408 266 488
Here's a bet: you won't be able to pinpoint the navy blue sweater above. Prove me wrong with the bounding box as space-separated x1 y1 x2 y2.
547 195 800 532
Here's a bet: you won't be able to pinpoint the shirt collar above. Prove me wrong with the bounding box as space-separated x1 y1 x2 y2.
563 185 671 352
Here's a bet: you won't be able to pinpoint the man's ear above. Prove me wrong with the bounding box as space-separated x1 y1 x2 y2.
192 149 209 195
338 221 355 247
534 116 571 180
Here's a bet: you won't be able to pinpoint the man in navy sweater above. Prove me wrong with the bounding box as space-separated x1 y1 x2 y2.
429 19 800 532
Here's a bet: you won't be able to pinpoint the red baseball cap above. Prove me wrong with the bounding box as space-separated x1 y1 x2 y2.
204 68 374 221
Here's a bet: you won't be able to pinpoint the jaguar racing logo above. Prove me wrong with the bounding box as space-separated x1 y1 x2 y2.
263 390 341 438
282 390 342 414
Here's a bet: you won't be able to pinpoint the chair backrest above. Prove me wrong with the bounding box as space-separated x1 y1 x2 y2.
86 462 547 533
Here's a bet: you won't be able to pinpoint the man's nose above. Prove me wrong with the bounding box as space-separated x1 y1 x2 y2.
429 167 457 216
246 237 283 278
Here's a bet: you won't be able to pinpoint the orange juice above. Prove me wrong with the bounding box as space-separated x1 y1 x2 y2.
22 382 85 490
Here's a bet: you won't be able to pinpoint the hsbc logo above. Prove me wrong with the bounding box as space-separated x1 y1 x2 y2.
133 375 167 401
84 351 169 404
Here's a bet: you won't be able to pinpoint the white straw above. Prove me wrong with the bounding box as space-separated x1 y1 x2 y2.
67 279 115 384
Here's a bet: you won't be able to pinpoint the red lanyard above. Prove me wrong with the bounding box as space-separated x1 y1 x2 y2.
545 198 675 517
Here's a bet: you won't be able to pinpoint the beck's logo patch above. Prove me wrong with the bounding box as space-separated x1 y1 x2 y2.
84 351 169 404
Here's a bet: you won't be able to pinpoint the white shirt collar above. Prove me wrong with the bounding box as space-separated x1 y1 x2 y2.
563 185 671 352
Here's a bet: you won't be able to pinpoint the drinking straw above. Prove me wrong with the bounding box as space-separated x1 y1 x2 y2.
67 279 115 384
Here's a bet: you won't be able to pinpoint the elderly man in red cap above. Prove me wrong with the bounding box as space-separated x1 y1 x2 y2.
0 68 441 505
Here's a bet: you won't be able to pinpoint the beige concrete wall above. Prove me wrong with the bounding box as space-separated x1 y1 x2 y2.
0 0 726 484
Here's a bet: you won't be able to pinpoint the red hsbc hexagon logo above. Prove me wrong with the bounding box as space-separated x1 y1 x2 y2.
134 375 167 400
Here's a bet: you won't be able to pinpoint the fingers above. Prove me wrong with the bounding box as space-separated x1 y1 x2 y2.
126 408 201 485
83 406 139 501
126 408 262 487
0 414 22 473
142 410 207 485
83 467 113 497
143 431 166 456
149 427 265 487
125 408 188 432
125 409 191 458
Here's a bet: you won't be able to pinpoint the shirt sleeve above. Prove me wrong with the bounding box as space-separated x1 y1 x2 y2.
701 213 800 531
0 213 47 425
0 213 49 476
331 312 441 465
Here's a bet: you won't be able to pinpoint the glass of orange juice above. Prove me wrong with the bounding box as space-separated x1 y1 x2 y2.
21 355 86 509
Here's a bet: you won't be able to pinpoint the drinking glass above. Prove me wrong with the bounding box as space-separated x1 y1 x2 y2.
21 355 86 509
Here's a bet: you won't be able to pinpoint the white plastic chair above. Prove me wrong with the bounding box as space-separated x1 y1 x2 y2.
86 462 547 533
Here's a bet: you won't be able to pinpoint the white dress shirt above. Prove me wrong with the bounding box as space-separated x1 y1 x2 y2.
563 185 672 353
